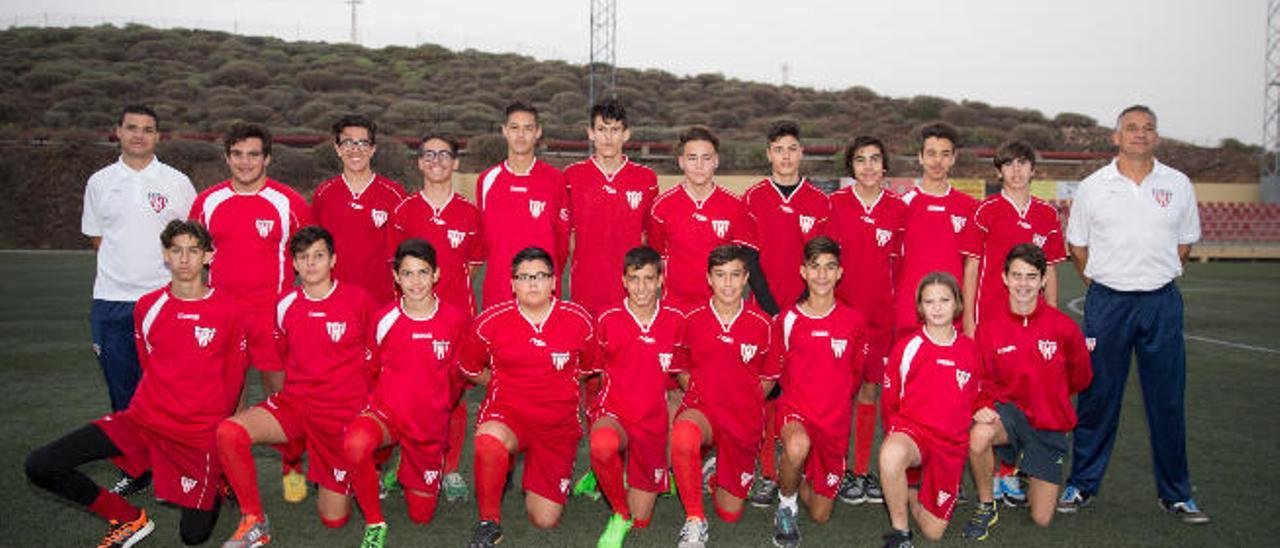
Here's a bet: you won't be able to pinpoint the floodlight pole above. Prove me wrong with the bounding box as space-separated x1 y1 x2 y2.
347 0 364 44
588 0 618 116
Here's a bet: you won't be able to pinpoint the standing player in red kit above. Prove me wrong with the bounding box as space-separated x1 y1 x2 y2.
895 124 977 338
475 102 569 307
216 227 378 547
188 124 314 503
825 136 905 507
647 126 774 313
962 244 1090 540
311 115 407 305
460 247 596 547
742 121 829 507
342 239 469 548
878 272 982 547
670 245 775 548
587 246 687 548
26 220 246 547
770 236 867 547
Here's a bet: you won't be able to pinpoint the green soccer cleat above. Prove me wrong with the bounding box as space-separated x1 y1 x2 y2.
573 470 601 500
443 471 470 503
380 458 400 499
597 513 633 548
359 522 387 548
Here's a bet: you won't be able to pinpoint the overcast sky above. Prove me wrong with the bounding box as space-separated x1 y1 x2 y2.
2 0 1265 146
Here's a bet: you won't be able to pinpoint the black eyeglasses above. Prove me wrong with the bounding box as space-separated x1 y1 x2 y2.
513 272 553 283
420 149 455 162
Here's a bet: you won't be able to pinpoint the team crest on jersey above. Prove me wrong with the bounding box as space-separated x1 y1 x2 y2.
1038 339 1058 361
255 219 275 239
875 228 893 247
147 191 168 213
626 190 643 210
798 215 816 234
194 326 216 348
1032 233 1048 248
955 370 971 390
658 352 673 372
326 322 346 343
371 209 388 228
937 490 952 507
1085 337 1097 352
831 338 848 359
1152 188 1172 208
424 470 439 485
529 200 546 219
180 476 197 493
550 352 571 371
447 229 467 249
740 343 758 363
433 340 450 361
950 214 966 233
711 219 730 238
740 472 754 487
826 473 840 487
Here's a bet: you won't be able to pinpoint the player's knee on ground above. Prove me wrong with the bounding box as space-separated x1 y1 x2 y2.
179 507 219 545
1030 505 1055 527
806 496 834 523
406 491 439 524
916 513 948 541
526 508 562 529
23 443 64 491
713 495 743 522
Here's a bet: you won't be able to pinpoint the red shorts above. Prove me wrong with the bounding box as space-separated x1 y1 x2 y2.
368 405 446 495
95 412 221 511
893 423 965 522
478 399 581 505
243 307 282 372
590 407 670 494
777 408 848 500
259 391 353 494
676 402 760 500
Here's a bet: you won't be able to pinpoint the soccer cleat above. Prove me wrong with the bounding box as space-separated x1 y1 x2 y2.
837 470 865 504
1056 484 1092 514
771 505 801 548
996 474 1026 507
1159 498 1211 525
97 508 154 548
467 520 503 548
360 522 387 548
962 502 999 540
443 471 470 503
676 518 709 548
282 470 307 503
108 471 152 498
749 477 780 508
596 513 633 548
701 456 717 494
222 514 271 548
663 472 678 498
861 473 885 503
380 460 400 500
573 470 602 501
880 529 913 548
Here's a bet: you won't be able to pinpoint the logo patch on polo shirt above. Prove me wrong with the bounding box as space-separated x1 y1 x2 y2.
447 229 466 248
626 191 643 210
798 215 816 234
711 219 730 238
876 228 893 247
740 343 758 363
148 191 168 213
371 209 388 228
1152 188 1172 208
1038 339 1058 361
550 352 571 370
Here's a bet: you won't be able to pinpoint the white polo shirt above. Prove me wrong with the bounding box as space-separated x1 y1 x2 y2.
81 156 196 301
1066 158 1200 292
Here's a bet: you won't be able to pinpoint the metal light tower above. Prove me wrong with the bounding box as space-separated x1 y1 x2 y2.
588 0 618 112
346 0 363 44
1264 0 1280 201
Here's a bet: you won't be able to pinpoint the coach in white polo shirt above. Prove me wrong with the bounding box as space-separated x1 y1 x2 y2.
1060 105 1208 524
82 104 195 414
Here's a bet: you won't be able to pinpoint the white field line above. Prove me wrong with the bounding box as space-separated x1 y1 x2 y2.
1065 296 1280 356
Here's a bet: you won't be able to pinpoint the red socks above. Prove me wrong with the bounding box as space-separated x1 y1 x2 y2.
759 401 778 481
670 419 705 520
713 498 743 522
88 488 139 523
473 434 510 523
215 420 263 519
853 402 877 475
589 427 630 520
997 460 1016 475
444 403 467 474
406 491 439 524
320 513 349 528
343 415 385 525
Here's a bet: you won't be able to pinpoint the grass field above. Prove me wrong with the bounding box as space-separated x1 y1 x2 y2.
2 251 1278 547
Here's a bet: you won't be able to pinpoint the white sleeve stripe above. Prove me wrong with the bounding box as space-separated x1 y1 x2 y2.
479 168 502 208
276 291 299 330
898 335 924 399
781 310 798 353
260 188 294 294
139 292 170 351
375 307 401 345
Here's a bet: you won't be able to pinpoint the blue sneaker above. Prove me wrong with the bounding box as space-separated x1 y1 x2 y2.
997 474 1026 507
1159 498 1210 524
1056 484 1092 513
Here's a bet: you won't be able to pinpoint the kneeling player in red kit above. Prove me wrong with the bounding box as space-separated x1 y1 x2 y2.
670 244 775 548
26 220 247 547
217 226 378 547
342 238 469 547
879 272 982 547
770 236 868 547
962 244 1091 540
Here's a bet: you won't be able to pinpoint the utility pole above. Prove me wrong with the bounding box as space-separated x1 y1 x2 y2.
347 0 364 44
588 0 618 116
1264 0 1280 202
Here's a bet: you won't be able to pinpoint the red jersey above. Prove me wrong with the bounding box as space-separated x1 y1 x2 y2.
565 157 659 314
475 160 569 307
189 179 312 309
274 281 377 418
774 302 867 437
131 286 248 447
387 191 484 316
680 301 775 443
371 298 470 442
975 302 1091 431
743 179 831 307
592 301 687 428
959 193 1068 323
881 328 982 447
824 187 907 342
895 186 977 331
647 185 758 309
460 299 596 426
311 174 407 305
